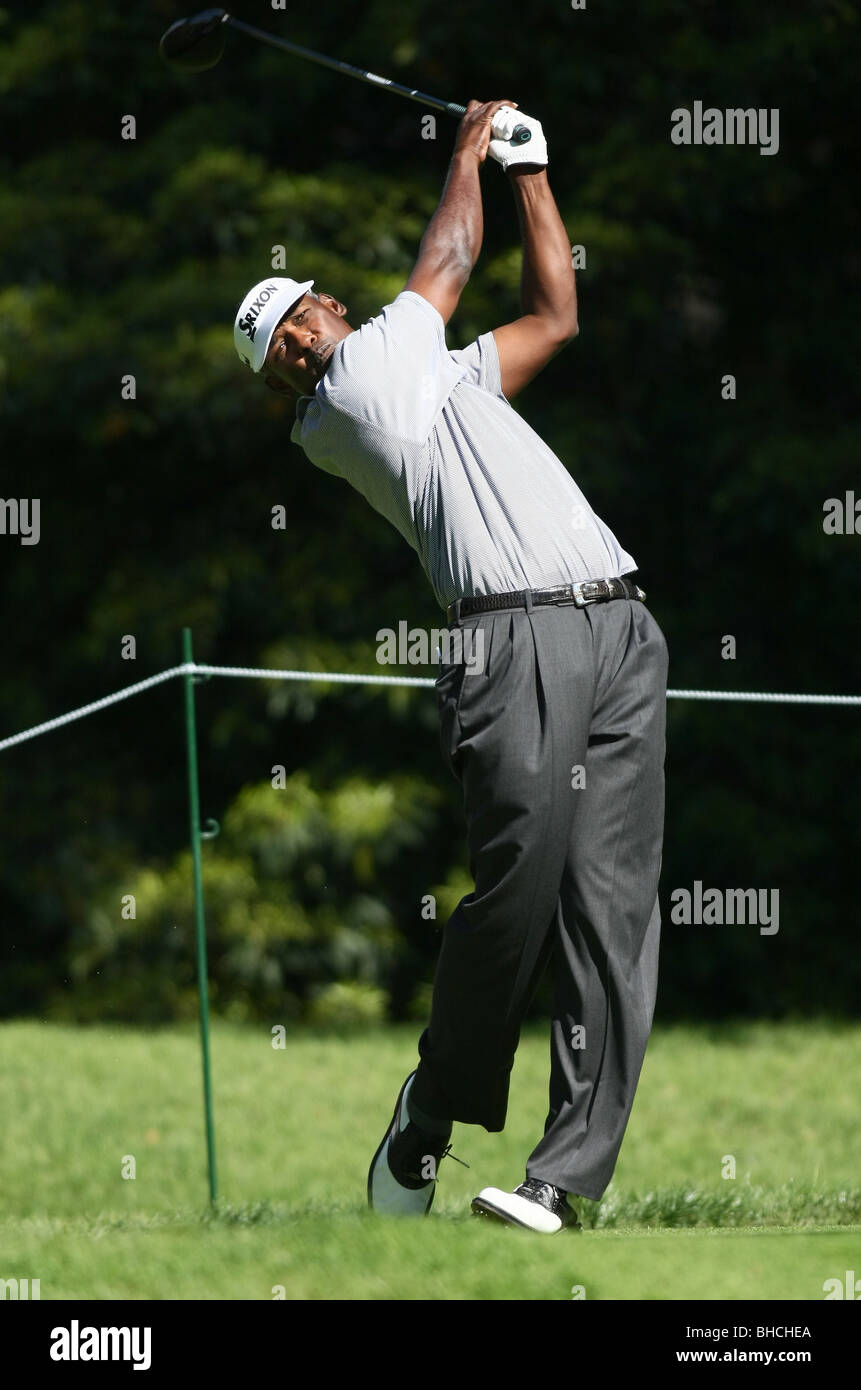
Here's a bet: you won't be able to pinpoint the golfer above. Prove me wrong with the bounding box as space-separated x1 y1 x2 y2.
234 99 668 1234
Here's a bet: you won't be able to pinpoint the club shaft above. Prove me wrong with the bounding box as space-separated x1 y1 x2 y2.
225 14 466 117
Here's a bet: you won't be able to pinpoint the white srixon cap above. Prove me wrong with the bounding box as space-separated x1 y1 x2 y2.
234 276 315 372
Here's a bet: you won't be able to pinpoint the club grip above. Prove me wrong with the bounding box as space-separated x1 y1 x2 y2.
451 104 531 144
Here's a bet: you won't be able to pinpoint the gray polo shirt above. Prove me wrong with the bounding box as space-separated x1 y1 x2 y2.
290 290 635 609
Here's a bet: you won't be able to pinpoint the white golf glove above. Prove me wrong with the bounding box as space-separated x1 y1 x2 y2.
488 108 547 170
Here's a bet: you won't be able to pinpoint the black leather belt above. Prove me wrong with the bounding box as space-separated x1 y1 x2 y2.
445 577 646 625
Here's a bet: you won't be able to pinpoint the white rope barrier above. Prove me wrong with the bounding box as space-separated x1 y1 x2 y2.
0 666 189 752
1 664 858 753
663 689 860 706
192 664 437 686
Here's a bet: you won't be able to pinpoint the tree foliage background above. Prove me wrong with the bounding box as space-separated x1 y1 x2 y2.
1 0 858 1025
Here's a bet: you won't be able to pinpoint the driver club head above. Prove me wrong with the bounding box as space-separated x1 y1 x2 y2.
159 9 229 73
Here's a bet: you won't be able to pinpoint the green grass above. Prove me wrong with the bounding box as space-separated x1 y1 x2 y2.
1 1019 858 1299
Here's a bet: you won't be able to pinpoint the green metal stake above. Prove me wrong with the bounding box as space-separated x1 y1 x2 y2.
182 627 218 1205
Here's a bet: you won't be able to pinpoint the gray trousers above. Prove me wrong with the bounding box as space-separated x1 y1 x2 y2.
410 593 668 1201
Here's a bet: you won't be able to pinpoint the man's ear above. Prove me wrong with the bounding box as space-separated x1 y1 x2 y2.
317 292 347 318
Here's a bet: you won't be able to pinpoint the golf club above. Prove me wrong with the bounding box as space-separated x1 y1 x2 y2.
159 8 533 145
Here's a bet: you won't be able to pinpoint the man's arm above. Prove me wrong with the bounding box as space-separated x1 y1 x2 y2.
492 166 579 399
405 99 517 325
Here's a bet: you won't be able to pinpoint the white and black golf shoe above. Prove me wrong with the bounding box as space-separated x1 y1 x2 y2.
471 1178 581 1233
367 1071 463 1215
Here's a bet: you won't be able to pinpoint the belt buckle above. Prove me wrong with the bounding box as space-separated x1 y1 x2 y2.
574 579 610 607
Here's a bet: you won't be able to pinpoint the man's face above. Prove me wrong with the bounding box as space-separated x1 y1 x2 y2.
262 291 352 399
